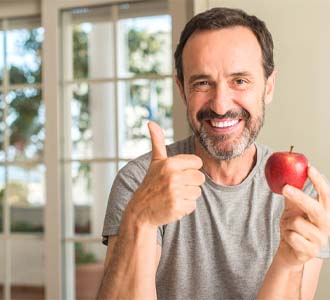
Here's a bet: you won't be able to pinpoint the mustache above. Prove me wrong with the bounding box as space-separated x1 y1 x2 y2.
196 108 250 122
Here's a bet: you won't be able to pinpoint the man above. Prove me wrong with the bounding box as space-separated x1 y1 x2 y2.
97 7 330 300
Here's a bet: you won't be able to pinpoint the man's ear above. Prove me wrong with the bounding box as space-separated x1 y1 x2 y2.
175 75 187 104
264 70 276 105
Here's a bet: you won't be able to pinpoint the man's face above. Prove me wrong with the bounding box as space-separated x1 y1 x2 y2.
178 26 275 160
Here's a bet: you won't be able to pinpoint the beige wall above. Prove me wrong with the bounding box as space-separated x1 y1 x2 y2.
193 0 330 299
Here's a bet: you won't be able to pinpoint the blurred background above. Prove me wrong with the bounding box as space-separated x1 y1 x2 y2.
0 0 329 299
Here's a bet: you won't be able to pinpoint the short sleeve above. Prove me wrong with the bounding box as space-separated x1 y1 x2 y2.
101 159 163 247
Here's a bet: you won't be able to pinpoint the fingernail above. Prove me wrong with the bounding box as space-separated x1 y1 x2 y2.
283 185 295 196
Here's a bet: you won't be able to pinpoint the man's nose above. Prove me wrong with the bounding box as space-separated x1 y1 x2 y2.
210 83 233 116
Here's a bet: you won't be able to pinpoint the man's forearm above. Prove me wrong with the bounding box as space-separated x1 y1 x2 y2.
97 206 158 300
257 252 304 300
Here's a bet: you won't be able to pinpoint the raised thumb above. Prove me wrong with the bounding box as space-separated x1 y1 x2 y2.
148 121 167 160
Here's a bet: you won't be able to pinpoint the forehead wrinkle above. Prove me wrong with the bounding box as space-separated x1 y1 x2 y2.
182 27 265 86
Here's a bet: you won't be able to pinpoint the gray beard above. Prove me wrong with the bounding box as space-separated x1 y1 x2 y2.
188 100 265 161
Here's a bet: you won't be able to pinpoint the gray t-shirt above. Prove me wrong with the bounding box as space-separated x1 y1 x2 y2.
102 136 330 300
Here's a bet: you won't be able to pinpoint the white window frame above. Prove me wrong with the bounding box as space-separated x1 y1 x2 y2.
41 0 192 299
0 0 193 297
0 3 44 299
0 0 194 298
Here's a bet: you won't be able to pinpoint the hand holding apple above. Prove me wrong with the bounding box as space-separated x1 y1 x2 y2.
275 166 330 268
265 146 308 194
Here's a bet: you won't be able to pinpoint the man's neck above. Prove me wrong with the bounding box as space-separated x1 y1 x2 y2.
194 138 257 186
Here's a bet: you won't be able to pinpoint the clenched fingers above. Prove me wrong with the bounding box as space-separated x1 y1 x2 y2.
167 154 203 171
180 169 205 186
283 185 330 234
285 216 328 249
182 186 202 200
284 230 319 260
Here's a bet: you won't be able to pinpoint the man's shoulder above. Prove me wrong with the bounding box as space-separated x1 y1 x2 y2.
256 142 273 157
255 143 274 169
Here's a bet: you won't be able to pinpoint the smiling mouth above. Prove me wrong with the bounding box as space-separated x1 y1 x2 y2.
208 118 241 129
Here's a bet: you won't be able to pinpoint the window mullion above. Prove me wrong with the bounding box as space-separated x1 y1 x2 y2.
112 5 119 171
7 82 42 91
2 16 11 300
62 73 173 85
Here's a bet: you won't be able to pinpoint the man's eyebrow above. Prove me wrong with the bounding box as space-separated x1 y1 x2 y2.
229 71 254 77
188 74 212 84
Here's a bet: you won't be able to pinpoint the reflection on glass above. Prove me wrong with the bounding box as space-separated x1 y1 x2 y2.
118 78 173 159
7 89 44 161
8 165 45 233
0 93 4 161
75 242 105 299
0 30 3 85
10 239 45 299
117 14 172 77
63 5 114 80
65 83 116 159
7 25 43 84
70 162 116 234
0 167 4 233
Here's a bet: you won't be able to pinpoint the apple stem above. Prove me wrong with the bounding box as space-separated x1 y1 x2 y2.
290 145 294 153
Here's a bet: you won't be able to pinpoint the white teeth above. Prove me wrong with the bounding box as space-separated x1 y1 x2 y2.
210 119 239 128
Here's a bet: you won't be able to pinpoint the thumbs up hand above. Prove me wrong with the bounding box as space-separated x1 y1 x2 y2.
128 121 205 227
148 121 168 161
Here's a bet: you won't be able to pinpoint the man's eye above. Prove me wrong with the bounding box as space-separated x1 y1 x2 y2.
192 81 212 92
235 79 247 85
233 78 250 90
198 81 209 86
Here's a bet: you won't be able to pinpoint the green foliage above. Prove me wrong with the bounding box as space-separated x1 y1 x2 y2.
0 28 43 157
126 28 171 139
75 242 97 265
72 27 90 152
10 220 43 233
8 89 43 156
73 26 89 79
128 28 163 75
9 28 42 84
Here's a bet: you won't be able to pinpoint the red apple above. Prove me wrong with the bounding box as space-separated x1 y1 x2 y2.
265 146 308 194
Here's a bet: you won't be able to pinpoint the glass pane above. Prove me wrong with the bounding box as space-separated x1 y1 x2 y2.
0 93 4 161
0 166 4 233
63 83 116 160
0 30 3 85
62 6 114 80
11 239 45 299
7 19 43 84
7 88 44 161
117 14 172 77
8 165 45 233
118 78 173 159
69 162 116 235
75 242 105 299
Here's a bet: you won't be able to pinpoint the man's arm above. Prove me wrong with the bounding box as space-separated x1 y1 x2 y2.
301 258 323 300
97 122 204 299
258 166 330 299
97 209 161 300
257 254 323 300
